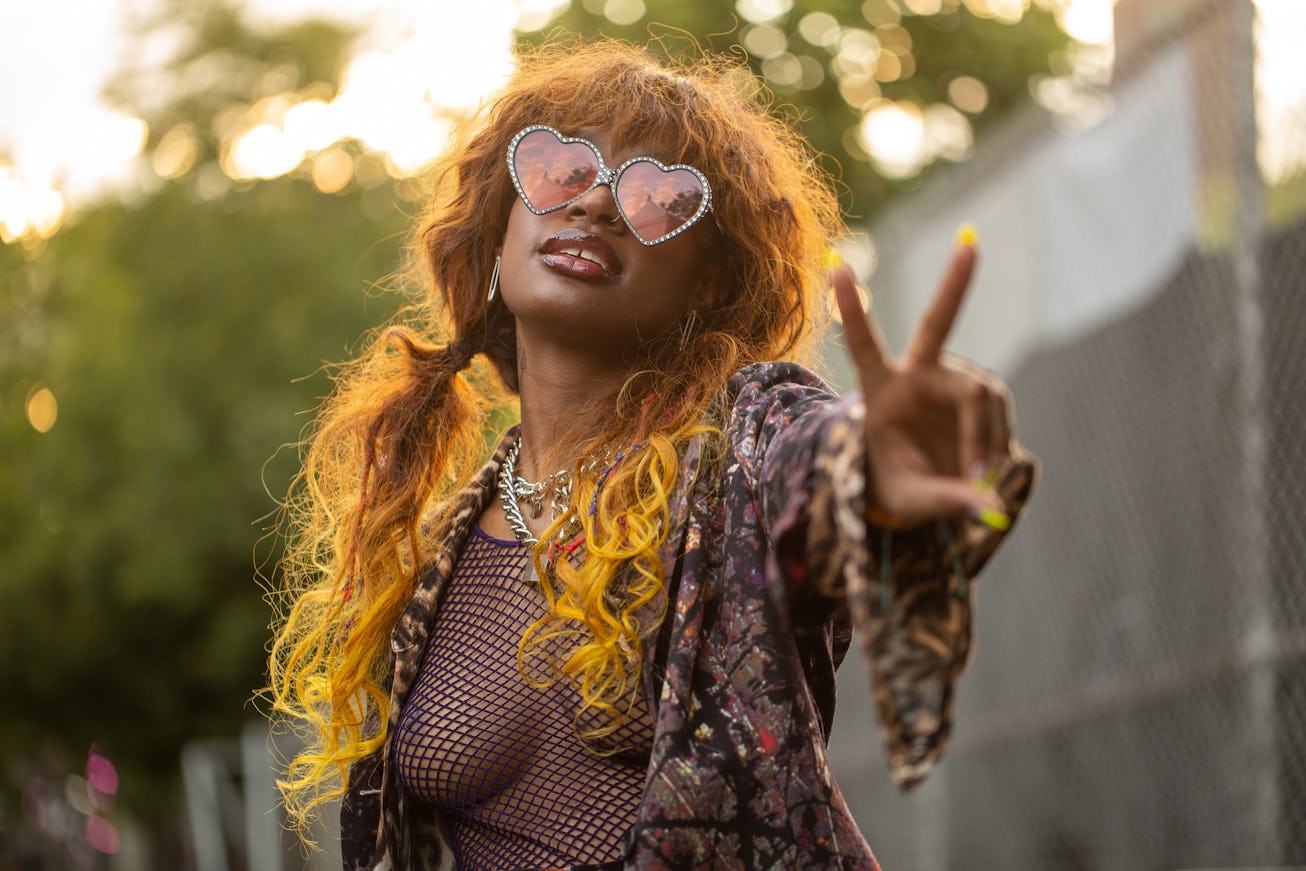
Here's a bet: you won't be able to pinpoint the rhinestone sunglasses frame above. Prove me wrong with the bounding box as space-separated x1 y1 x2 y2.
506 124 713 246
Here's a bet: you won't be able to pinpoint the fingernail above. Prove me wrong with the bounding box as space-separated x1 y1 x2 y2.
970 460 1000 490
955 222 977 247
824 247 844 268
975 506 1011 531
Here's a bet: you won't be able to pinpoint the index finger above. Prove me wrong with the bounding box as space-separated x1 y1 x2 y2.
905 235 978 365
831 263 892 385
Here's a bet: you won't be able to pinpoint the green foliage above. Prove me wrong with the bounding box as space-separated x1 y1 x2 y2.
0 2 420 820
518 0 1070 217
0 177 408 812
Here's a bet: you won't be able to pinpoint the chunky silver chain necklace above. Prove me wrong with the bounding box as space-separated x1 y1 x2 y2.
498 438 574 547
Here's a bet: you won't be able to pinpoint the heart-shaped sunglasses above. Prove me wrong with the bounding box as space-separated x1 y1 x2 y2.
506 125 713 246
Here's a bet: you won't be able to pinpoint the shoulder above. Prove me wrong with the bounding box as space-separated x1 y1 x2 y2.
727 360 835 397
721 361 841 428
417 426 517 562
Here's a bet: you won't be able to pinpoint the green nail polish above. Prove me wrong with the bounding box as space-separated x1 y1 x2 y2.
978 507 1011 531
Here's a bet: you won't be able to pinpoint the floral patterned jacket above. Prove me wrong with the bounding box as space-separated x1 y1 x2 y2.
339 361 1035 870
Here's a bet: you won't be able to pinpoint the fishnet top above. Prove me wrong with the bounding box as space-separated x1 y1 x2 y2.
392 526 653 871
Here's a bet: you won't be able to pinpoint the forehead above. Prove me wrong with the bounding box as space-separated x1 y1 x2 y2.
556 121 690 166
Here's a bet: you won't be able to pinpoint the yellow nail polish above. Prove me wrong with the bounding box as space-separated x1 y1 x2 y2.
955 222 977 247
824 247 843 268
977 507 1011 531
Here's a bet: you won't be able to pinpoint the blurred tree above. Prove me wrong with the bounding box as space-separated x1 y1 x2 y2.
0 179 409 820
518 0 1072 217
109 0 358 167
0 2 410 831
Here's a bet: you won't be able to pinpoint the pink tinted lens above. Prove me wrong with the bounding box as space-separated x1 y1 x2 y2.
513 129 600 211
615 161 706 242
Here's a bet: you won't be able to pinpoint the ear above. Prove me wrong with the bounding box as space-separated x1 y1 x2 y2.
696 252 734 315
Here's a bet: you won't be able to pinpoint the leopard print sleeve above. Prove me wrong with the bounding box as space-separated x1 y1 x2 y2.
728 361 1037 788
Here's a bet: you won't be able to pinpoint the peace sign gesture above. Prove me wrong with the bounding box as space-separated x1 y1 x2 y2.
832 232 1014 529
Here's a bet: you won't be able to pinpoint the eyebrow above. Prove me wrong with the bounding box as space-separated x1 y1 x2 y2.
555 126 689 173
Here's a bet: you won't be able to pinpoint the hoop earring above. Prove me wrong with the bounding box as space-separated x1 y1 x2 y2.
487 255 501 302
679 309 699 349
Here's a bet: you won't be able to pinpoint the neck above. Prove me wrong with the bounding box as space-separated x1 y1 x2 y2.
513 333 632 478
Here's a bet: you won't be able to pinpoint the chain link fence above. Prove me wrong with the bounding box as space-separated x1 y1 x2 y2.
826 1 1306 867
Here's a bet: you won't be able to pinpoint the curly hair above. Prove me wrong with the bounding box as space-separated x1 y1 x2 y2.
267 37 844 829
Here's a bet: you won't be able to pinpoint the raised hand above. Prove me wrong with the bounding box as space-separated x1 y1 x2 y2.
831 231 1013 529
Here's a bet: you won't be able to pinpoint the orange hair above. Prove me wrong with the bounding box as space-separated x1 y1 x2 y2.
267 37 844 829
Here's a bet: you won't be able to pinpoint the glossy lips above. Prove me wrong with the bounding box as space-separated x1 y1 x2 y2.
539 228 620 280
508 126 711 246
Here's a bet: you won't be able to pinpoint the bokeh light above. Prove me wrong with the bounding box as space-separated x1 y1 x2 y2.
736 0 793 25
948 75 991 114
861 0 901 27
873 22 912 58
762 53 804 89
86 815 120 854
282 99 340 152
964 0 1029 24
798 11 841 48
923 102 973 161
311 147 355 193
86 751 120 797
743 23 788 59
63 775 94 816
25 386 58 434
151 125 200 179
839 75 882 111
228 124 301 181
1060 0 1114 45
604 0 646 26
0 165 65 244
838 28 882 70
902 0 943 14
858 100 926 178
873 52 903 84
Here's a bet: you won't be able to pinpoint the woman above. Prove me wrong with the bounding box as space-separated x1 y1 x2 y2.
269 40 1034 870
